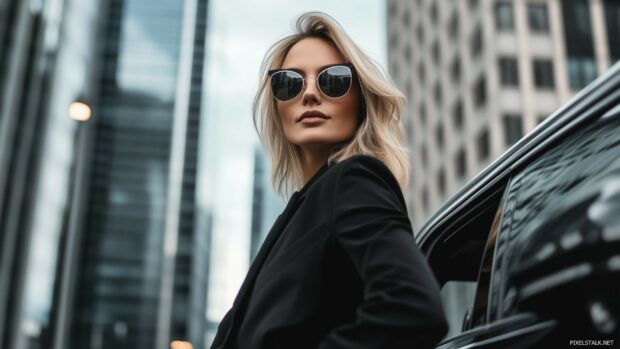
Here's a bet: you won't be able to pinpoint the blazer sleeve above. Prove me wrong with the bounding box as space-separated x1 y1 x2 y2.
318 156 448 349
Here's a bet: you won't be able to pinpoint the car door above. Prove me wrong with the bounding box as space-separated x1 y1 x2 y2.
428 91 620 348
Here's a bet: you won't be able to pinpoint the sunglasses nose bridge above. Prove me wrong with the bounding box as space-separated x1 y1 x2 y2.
301 75 320 93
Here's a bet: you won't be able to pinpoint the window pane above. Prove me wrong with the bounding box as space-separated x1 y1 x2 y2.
568 56 597 89
456 148 467 178
477 128 490 160
453 100 464 129
503 114 523 145
528 3 549 32
533 59 555 88
474 76 486 108
495 2 514 31
499 57 519 86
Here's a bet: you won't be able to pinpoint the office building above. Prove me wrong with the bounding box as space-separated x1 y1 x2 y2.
387 0 620 337
387 0 619 232
0 0 212 348
67 0 210 348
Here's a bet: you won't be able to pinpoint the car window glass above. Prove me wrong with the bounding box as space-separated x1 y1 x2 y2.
440 281 476 338
489 102 620 321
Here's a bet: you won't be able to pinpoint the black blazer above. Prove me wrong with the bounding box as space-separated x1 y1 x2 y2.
211 155 448 349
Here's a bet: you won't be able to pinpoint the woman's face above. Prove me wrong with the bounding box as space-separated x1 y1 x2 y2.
276 37 361 151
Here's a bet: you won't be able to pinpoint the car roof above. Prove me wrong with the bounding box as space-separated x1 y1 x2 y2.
416 61 620 250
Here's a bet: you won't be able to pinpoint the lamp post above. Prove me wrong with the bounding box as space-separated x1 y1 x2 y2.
50 97 93 349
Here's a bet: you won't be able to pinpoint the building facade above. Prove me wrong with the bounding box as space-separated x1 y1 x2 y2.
0 0 211 348
0 0 102 348
67 0 210 348
387 0 619 338
387 0 619 232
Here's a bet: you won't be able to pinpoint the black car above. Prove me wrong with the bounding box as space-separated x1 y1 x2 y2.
416 61 620 348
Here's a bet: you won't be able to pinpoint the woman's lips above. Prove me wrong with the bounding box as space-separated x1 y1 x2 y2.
299 117 328 125
297 110 330 123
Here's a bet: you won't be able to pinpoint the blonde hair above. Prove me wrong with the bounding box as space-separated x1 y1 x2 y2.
253 11 410 197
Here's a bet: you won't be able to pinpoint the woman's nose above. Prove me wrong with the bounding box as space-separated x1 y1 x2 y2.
302 76 321 105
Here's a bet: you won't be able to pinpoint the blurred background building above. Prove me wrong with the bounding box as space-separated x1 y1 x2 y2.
0 0 210 348
388 0 619 233
387 0 619 337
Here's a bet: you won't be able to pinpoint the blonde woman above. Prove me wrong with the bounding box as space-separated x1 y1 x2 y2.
211 12 448 349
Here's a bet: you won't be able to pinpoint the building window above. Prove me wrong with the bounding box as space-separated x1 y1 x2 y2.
431 2 438 24
432 41 440 65
604 1 620 63
538 114 548 124
469 0 479 11
418 62 426 85
453 101 464 129
421 143 428 166
390 62 399 77
402 9 411 28
436 123 444 151
495 1 515 31
419 103 427 126
434 81 442 106
533 59 554 88
477 128 490 160
404 42 412 63
451 57 461 83
438 168 446 196
449 12 459 41
416 23 424 46
471 25 483 59
406 80 413 98
498 57 519 86
568 56 597 89
422 186 429 211
474 76 486 108
528 3 550 33
389 31 398 49
456 148 467 179
389 1 398 18
503 114 523 146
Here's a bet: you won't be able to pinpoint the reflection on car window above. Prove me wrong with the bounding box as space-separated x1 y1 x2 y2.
467 193 506 329
440 281 476 338
435 185 509 336
490 103 620 321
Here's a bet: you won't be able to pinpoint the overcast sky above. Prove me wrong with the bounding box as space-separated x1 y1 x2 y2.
199 0 387 322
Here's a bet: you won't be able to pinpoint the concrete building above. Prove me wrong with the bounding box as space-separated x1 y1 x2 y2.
387 0 619 338
386 0 619 233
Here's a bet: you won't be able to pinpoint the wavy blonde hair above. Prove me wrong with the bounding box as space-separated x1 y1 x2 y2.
253 11 409 197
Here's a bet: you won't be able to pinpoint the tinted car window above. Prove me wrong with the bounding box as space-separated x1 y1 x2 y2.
489 103 620 322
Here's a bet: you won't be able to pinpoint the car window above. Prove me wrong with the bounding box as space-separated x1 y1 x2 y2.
431 184 509 337
488 101 620 322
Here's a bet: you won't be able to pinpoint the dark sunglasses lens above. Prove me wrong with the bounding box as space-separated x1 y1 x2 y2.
271 71 303 101
318 66 352 98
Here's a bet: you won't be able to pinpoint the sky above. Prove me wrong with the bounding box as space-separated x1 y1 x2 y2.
198 0 387 322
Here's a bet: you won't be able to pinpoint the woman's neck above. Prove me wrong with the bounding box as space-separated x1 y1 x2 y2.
300 145 331 184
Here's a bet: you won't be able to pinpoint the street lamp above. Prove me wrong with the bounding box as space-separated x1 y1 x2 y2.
68 101 91 122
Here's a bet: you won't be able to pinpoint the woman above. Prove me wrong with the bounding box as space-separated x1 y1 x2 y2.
211 12 448 349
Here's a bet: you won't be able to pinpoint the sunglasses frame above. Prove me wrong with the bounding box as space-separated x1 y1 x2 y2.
268 63 355 101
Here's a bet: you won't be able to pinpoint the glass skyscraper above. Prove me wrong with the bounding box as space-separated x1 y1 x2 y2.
0 0 211 348
67 0 210 348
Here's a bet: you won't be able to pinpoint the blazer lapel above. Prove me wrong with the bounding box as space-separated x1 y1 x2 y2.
218 161 330 347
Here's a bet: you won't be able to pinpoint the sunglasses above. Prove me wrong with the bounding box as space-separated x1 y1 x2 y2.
268 63 354 101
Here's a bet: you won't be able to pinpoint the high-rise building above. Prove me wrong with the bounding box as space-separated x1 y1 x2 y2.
249 147 287 262
66 0 210 349
386 0 619 338
386 0 619 232
0 0 102 348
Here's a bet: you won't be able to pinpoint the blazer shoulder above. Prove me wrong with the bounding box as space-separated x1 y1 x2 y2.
333 154 398 186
